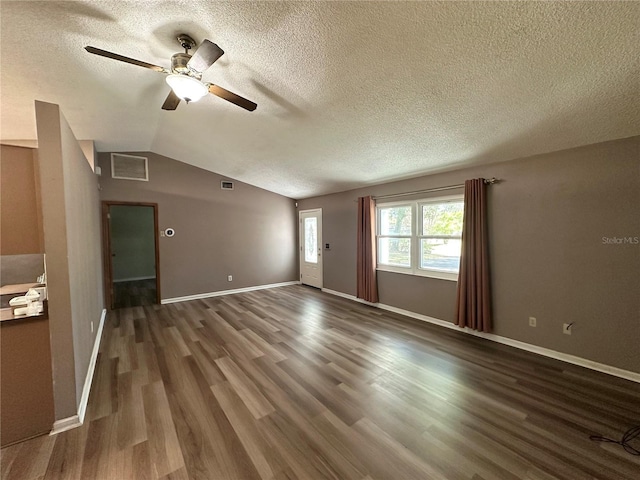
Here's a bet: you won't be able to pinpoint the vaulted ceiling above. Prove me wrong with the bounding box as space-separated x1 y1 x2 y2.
1 1 638 198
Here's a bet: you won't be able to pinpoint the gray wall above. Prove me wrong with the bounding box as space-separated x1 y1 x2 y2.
298 136 640 373
36 101 105 419
98 152 297 300
110 205 156 282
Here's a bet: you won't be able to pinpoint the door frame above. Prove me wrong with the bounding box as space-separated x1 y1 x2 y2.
298 208 323 288
101 201 161 310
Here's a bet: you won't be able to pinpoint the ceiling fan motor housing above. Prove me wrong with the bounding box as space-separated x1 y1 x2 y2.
171 53 196 75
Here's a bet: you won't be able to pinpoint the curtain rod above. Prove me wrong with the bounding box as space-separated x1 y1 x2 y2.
372 177 498 201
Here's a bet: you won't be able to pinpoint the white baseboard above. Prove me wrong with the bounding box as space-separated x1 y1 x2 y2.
161 281 300 305
321 288 640 384
50 308 107 436
50 415 81 436
113 276 156 283
78 308 107 423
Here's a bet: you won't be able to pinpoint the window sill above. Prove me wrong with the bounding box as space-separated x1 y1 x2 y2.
376 266 458 282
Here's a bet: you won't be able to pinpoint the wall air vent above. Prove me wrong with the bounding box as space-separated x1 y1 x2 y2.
111 153 149 181
221 181 234 190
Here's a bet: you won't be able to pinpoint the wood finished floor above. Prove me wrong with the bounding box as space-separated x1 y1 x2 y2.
2 285 639 480
113 278 157 309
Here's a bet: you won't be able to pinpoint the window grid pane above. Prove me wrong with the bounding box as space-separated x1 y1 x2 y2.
378 237 411 267
379 206 412 236
421 202 464 236
420 238 462 272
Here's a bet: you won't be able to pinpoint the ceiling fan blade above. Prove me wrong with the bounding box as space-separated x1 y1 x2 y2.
208 84 257 111
85 46 168 73
161 90 181 111
187 40 224 73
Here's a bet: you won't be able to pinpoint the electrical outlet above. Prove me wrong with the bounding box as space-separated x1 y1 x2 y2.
227 275 233 282
529 317 536 327
563 323 572 335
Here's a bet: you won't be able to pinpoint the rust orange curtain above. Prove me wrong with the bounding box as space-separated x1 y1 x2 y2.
456 179 492 332
357 196 379 303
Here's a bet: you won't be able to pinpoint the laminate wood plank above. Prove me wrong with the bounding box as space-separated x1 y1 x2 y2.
113 279 157 309
240 328 288 362
141 381 185 478
236 356 367 480
325 362 377 397
252 356 328 418
461 416 597 480
356 416 447 479
314 410 432 480
238 301 282 332
115 371 147 449
215 356 275 419
128 441 153 480
213 303 247 330
2 285 638 480
525 415 640 478
277 339 332 369
157 466 190 480
277 355 364 426
85 356 119 421
167 355 262 480
471 413 629 480
78 415 117 480
143 305 167 348
1 441 21 478
161 388 223 480
164 326 191 357
187 340 227 385
258 412 353 480
205 312 264 360
336 382 430 446
307 338 384 381
419 423 522 480
1 433 54 480
270 402 368 480
211 381 276 480
191 321 228 359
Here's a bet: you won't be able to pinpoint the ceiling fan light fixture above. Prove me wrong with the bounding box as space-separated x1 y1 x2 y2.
165 74 208 103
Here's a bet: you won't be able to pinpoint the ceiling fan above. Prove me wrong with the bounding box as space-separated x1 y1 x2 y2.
85 34 257 112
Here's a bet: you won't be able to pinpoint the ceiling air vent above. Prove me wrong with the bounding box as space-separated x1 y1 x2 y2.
221 181 234 190
111 153 149 181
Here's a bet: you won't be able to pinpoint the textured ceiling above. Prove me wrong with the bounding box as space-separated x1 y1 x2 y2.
1 1 638 199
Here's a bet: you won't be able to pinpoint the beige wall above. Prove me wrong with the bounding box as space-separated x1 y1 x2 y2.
0 145 44 255
35 101 105 419
298 136 640 373
98 152 297 300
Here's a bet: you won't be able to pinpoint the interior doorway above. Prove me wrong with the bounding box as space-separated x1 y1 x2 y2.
299 208 323 288
102 202 160 309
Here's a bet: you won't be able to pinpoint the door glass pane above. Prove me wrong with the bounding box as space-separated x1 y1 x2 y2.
421 202 464 236
378 237 411 267
379 206 412 235
420 238 462 271
304 217 317 263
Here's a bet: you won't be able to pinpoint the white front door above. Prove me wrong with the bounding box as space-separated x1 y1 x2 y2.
299 209 323 288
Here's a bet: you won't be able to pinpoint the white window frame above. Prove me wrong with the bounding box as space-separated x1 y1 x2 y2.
376 201 414 272
376 194 463 282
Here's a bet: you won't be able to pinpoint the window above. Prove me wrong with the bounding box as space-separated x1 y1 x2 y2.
376 196 464 281
377 205 412 267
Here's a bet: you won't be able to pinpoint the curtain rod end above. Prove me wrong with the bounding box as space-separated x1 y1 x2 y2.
484 177 499 185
